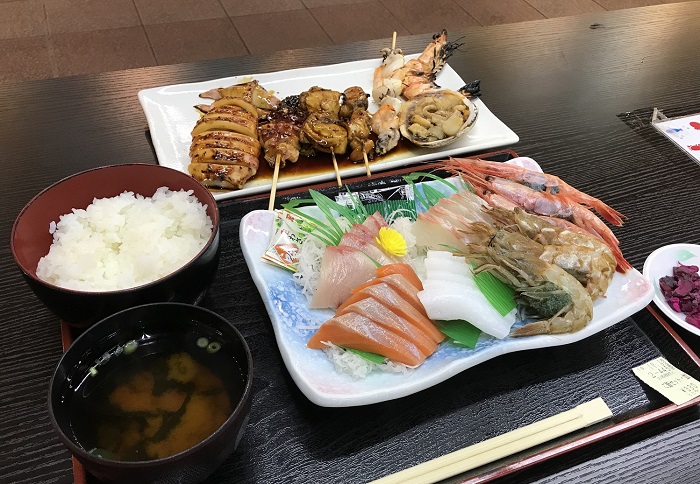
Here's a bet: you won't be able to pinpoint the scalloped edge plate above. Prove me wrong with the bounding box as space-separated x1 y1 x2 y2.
241 188 654 407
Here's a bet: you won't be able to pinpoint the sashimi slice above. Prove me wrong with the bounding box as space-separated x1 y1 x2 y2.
418 280 515 339
362 212 389 234
375 263 423 290
307 312 426 366
412 212 469 252
343 274 425 316
339 232 395 265
309 246 376 309
338 298 438 356
338 283 444 343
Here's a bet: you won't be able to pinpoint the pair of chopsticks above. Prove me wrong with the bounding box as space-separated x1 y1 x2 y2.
370 397 612 484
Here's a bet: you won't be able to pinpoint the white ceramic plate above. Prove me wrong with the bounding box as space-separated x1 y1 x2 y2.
138 57 519 201
240 183 654 407
643 244 700 336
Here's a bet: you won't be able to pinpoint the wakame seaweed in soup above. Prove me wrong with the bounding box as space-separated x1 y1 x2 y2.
67 328 245 462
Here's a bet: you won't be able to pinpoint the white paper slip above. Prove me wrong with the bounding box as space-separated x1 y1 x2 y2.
651 111 700 164
632 357 700 405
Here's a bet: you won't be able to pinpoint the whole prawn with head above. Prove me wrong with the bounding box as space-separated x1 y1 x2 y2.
372 29 462 107
440 160 632 273
464 243 594 337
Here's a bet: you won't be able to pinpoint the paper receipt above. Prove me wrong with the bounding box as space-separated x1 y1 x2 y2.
633 357 700 405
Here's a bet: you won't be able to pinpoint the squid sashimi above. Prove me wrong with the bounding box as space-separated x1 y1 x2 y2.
417 251 515 339
309 246 376 309
339 282 444 343
339 232 395 265
307 312 427 366
338 298 438 356
375 263 423 290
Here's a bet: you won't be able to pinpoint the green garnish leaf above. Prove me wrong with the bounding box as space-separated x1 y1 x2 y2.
435 320 481 348
345 347 387 364
472 266 517 316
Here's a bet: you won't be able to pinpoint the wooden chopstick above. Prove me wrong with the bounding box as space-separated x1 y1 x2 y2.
370 398 612 484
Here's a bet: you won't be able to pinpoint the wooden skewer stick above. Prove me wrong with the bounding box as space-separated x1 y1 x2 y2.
391 31 397 51
267 153 282 211
363 150 371 177
330 149 342 187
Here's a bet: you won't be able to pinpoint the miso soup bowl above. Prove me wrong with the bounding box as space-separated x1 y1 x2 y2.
49 303 254 484
11 164 220 327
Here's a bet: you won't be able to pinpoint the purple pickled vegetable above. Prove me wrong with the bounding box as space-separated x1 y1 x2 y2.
660 262 700 328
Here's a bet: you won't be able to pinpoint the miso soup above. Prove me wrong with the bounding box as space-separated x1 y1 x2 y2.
67 328 245 462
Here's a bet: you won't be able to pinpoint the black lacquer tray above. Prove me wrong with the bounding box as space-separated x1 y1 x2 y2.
68 150 700 484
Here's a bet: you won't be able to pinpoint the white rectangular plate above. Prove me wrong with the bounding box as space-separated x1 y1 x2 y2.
240 180 654 407
138 57 519 201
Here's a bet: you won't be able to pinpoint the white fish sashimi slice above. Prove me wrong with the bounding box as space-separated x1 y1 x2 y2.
309 246 376 309
418 275 515 338
422 271 471 285
426 250 457 259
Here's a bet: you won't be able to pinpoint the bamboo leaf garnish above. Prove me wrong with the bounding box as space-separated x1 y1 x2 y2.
345 347 386 364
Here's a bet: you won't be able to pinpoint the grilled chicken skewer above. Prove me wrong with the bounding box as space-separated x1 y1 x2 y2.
258 95 305 169
340 86 374 175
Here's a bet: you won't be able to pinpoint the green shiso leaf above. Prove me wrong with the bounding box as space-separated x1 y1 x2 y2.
345 347 387 364
435 320 481 348
471 264 517 316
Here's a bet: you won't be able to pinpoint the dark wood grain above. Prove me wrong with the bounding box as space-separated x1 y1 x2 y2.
2 3 700 483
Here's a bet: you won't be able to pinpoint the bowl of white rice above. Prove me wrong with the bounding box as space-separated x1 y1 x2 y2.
11 164 220 326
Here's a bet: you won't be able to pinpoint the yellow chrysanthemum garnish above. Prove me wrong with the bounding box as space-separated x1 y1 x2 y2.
376 227 407 257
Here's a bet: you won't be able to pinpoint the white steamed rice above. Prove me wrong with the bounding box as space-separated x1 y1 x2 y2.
36 187 213 291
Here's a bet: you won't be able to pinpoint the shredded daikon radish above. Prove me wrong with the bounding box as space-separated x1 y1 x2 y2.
322 342 414 380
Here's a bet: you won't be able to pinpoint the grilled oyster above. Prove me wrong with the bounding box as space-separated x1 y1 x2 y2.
399 89 478 148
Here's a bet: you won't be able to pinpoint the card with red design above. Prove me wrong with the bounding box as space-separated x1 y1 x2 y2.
653 113 700 163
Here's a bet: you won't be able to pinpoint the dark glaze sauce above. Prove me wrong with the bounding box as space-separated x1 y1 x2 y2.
253 138 415 185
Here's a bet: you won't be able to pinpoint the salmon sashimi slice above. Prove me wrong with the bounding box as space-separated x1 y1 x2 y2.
347 274 423 314
338 298 437 356
309 246 376 309
338 282 444 343
307 312 426 366
375 263 423 290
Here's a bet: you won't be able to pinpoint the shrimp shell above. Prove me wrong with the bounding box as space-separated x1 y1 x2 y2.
464 245 593 336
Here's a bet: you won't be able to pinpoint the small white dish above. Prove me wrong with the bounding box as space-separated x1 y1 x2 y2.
643 243 700 336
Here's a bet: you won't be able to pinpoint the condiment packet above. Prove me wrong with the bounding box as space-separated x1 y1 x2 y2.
262 210 311 272
632 356 700 405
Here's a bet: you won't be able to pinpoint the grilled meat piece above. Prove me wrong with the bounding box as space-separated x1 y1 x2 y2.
339 86 370 119
299 86 342 119
188 163 256 190
346 109 374 162
191 105 258 138
300 113 348 154
258 95 306 168
199 80 279 114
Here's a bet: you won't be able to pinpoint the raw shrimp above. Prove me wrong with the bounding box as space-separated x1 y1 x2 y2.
445 166 631 272
487 207 616 299
371 104 400 155
448 157 626 226
463 245 593 336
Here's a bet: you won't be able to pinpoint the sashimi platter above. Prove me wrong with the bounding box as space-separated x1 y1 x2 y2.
241 157 653 406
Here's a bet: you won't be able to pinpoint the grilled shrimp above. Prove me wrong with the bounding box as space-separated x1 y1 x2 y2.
443 164 631 272
464 245 593 336
371 104 400 155
393 30 462 99
372 47 405 105
448 158 626 225
488 207 616 299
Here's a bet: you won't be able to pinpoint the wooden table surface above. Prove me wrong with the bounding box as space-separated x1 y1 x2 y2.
2 3 700 483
